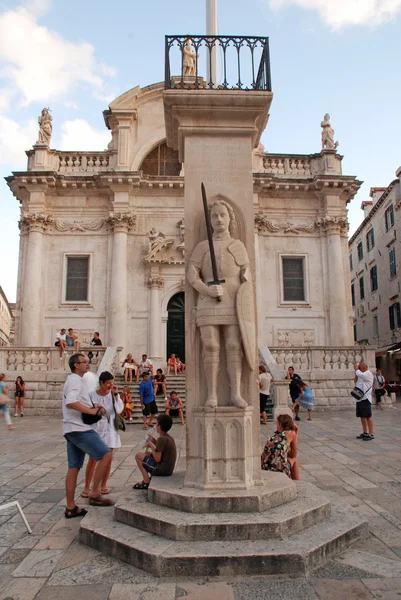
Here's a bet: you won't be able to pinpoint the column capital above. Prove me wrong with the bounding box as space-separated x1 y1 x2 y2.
19 212 54 234
147 276 164 290
316 216 348 235
106 212 136 233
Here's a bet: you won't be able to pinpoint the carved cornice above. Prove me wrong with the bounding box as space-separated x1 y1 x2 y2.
147 276 164 289
55 218 104 232
19 213 54 234
316 216 348 235
255 214 348 235
105 212 136 232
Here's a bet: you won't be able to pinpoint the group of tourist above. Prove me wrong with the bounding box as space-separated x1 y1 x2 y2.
55 329 102 359
121 353 153 383
62 353 177 517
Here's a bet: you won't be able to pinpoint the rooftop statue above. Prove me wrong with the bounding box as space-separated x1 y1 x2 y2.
321 113 339 150
182 38 198 76
36 108 52 146
187 199 255 409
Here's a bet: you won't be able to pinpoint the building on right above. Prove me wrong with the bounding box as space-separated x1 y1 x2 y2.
349 166 401 380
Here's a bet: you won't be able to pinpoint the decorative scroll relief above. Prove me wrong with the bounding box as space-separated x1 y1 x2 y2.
277 329 315 347
19 213 54 233
55 219 104 232
105 212 136 232
255 215 348 235
145 230 184 265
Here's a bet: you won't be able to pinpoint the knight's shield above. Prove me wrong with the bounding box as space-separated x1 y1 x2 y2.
236 281 256 370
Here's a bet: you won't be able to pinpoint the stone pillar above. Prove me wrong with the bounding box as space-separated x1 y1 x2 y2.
20 213 53 346
273 380 293 420
106 212 136 351
319 217 351 346
164 90 272 490
147 275 164 359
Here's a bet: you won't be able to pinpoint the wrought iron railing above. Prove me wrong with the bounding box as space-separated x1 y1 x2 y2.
165 35 271 91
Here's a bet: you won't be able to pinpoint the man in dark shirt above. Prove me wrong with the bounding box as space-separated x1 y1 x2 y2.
286 366 302 421
133 413 177 489
91 332 102 346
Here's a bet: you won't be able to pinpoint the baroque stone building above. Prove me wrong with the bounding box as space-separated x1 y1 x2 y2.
7 82 361 368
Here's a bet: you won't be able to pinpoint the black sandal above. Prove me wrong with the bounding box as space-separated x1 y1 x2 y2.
133 481 149 489
65 505 88 519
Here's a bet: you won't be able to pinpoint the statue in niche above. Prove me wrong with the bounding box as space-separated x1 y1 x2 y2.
321 113 339 150
36 108 53 146
182 38 198 76
187 200 255 409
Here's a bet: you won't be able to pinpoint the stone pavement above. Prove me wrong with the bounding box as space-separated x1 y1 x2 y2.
1 407 401 600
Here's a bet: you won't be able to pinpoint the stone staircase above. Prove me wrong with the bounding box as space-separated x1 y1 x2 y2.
113 373 186 424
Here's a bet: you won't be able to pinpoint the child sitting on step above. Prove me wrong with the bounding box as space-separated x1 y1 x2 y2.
120 386 134 421
133 413 177 489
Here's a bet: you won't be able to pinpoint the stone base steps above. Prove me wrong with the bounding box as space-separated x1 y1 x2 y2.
79 485 368 577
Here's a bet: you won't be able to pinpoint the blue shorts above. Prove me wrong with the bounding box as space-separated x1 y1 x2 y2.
64 430 110 469
66 338 74 347
142 454 169 477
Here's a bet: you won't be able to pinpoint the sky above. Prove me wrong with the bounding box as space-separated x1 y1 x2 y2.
1 0 400 302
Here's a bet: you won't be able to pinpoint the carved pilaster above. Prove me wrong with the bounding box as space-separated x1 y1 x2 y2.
147 276 164 290
105 212 136 233
316 216 348 235
19 213 54 234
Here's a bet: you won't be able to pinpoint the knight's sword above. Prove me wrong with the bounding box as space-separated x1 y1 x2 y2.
201 182 225 302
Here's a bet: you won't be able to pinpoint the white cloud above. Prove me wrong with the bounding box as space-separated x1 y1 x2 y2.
0 6 115 107
269 0 401 28
25 0 52 17
0 115 37 166
59 119 110 151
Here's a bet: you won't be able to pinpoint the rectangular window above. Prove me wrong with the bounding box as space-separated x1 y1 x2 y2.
359 276 365 300
366 228 375 252
357 241 363 261
349 253 353 272
351 283 355 306
389 302 401 330
370 265 378 292
385 204 394 231
353 323 357 342
373 315 379 338
66 257 89 302
389 247 397 278
282 257 305 302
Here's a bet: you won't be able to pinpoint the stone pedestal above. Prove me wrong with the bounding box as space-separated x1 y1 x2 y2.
273 380 293 420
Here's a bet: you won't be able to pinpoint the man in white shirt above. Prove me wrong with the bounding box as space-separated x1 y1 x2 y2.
354 362 375 441
258 365 272 425
136 354 153 382
63 353 114 518
55 328 67 359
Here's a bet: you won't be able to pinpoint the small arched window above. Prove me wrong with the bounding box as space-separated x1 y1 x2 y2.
140 141 181 176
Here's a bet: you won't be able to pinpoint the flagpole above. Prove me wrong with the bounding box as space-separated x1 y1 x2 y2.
206 0 218 87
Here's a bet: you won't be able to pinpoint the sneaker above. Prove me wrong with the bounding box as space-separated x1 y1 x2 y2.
14 413 18 417
363 434 375 441
295 416 301 421
356 433 369 439
20 413 24 417
129 417 133 422
164 397 168 400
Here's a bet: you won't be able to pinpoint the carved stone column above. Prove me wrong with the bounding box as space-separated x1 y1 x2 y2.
147 275 164 359
318 216 351 346
106 213 136 351
19 213 54 346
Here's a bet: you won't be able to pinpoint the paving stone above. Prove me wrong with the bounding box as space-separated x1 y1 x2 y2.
0 547 31 564
109 583 177 600
232 577 319 599
35 584 112 599
311 579 374 599
12 549 64 577
35 488 66 503
55 540 100 571
311 560 378 580
362 577 401 599
0 577 46 600
337 550 401 578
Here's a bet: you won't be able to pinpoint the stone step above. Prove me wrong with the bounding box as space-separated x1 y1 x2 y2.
115 483 331 541
79 493 368 577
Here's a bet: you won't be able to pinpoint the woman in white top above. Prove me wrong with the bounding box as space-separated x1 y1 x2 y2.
81 371 123 497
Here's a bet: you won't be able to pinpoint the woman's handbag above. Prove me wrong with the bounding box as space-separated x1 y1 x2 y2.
350 385 371 400
0 393 9 406
81 399 103 425
112 393 126 432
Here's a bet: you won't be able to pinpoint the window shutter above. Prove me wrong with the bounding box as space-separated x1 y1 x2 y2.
282 258 305 301
66 257 89 301
389 305 395 330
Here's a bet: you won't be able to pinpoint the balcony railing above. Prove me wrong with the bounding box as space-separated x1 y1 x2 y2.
165 35 271 91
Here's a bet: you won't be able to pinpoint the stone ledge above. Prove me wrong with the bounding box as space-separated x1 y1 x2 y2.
147 470 297 513
115 482 330 541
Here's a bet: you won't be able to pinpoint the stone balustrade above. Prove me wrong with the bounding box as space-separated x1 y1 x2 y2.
58 152 111 173
262 155 312 178
269 346 375 373
0 347 105 373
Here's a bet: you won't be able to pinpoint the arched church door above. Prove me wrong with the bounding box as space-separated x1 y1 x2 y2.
167 292 185 361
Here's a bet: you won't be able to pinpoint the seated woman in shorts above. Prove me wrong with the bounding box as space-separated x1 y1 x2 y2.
122 354 136 384
261 414 299 480
176 357 185 373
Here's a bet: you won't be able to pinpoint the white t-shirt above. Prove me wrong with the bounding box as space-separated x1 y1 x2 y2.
56 331 66 343
355 369 374 403
62 373 92 434
88 390 124 449
258 372 272 396
140 359 152 373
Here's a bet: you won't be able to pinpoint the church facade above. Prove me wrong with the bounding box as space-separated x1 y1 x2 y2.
7 82 361 369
